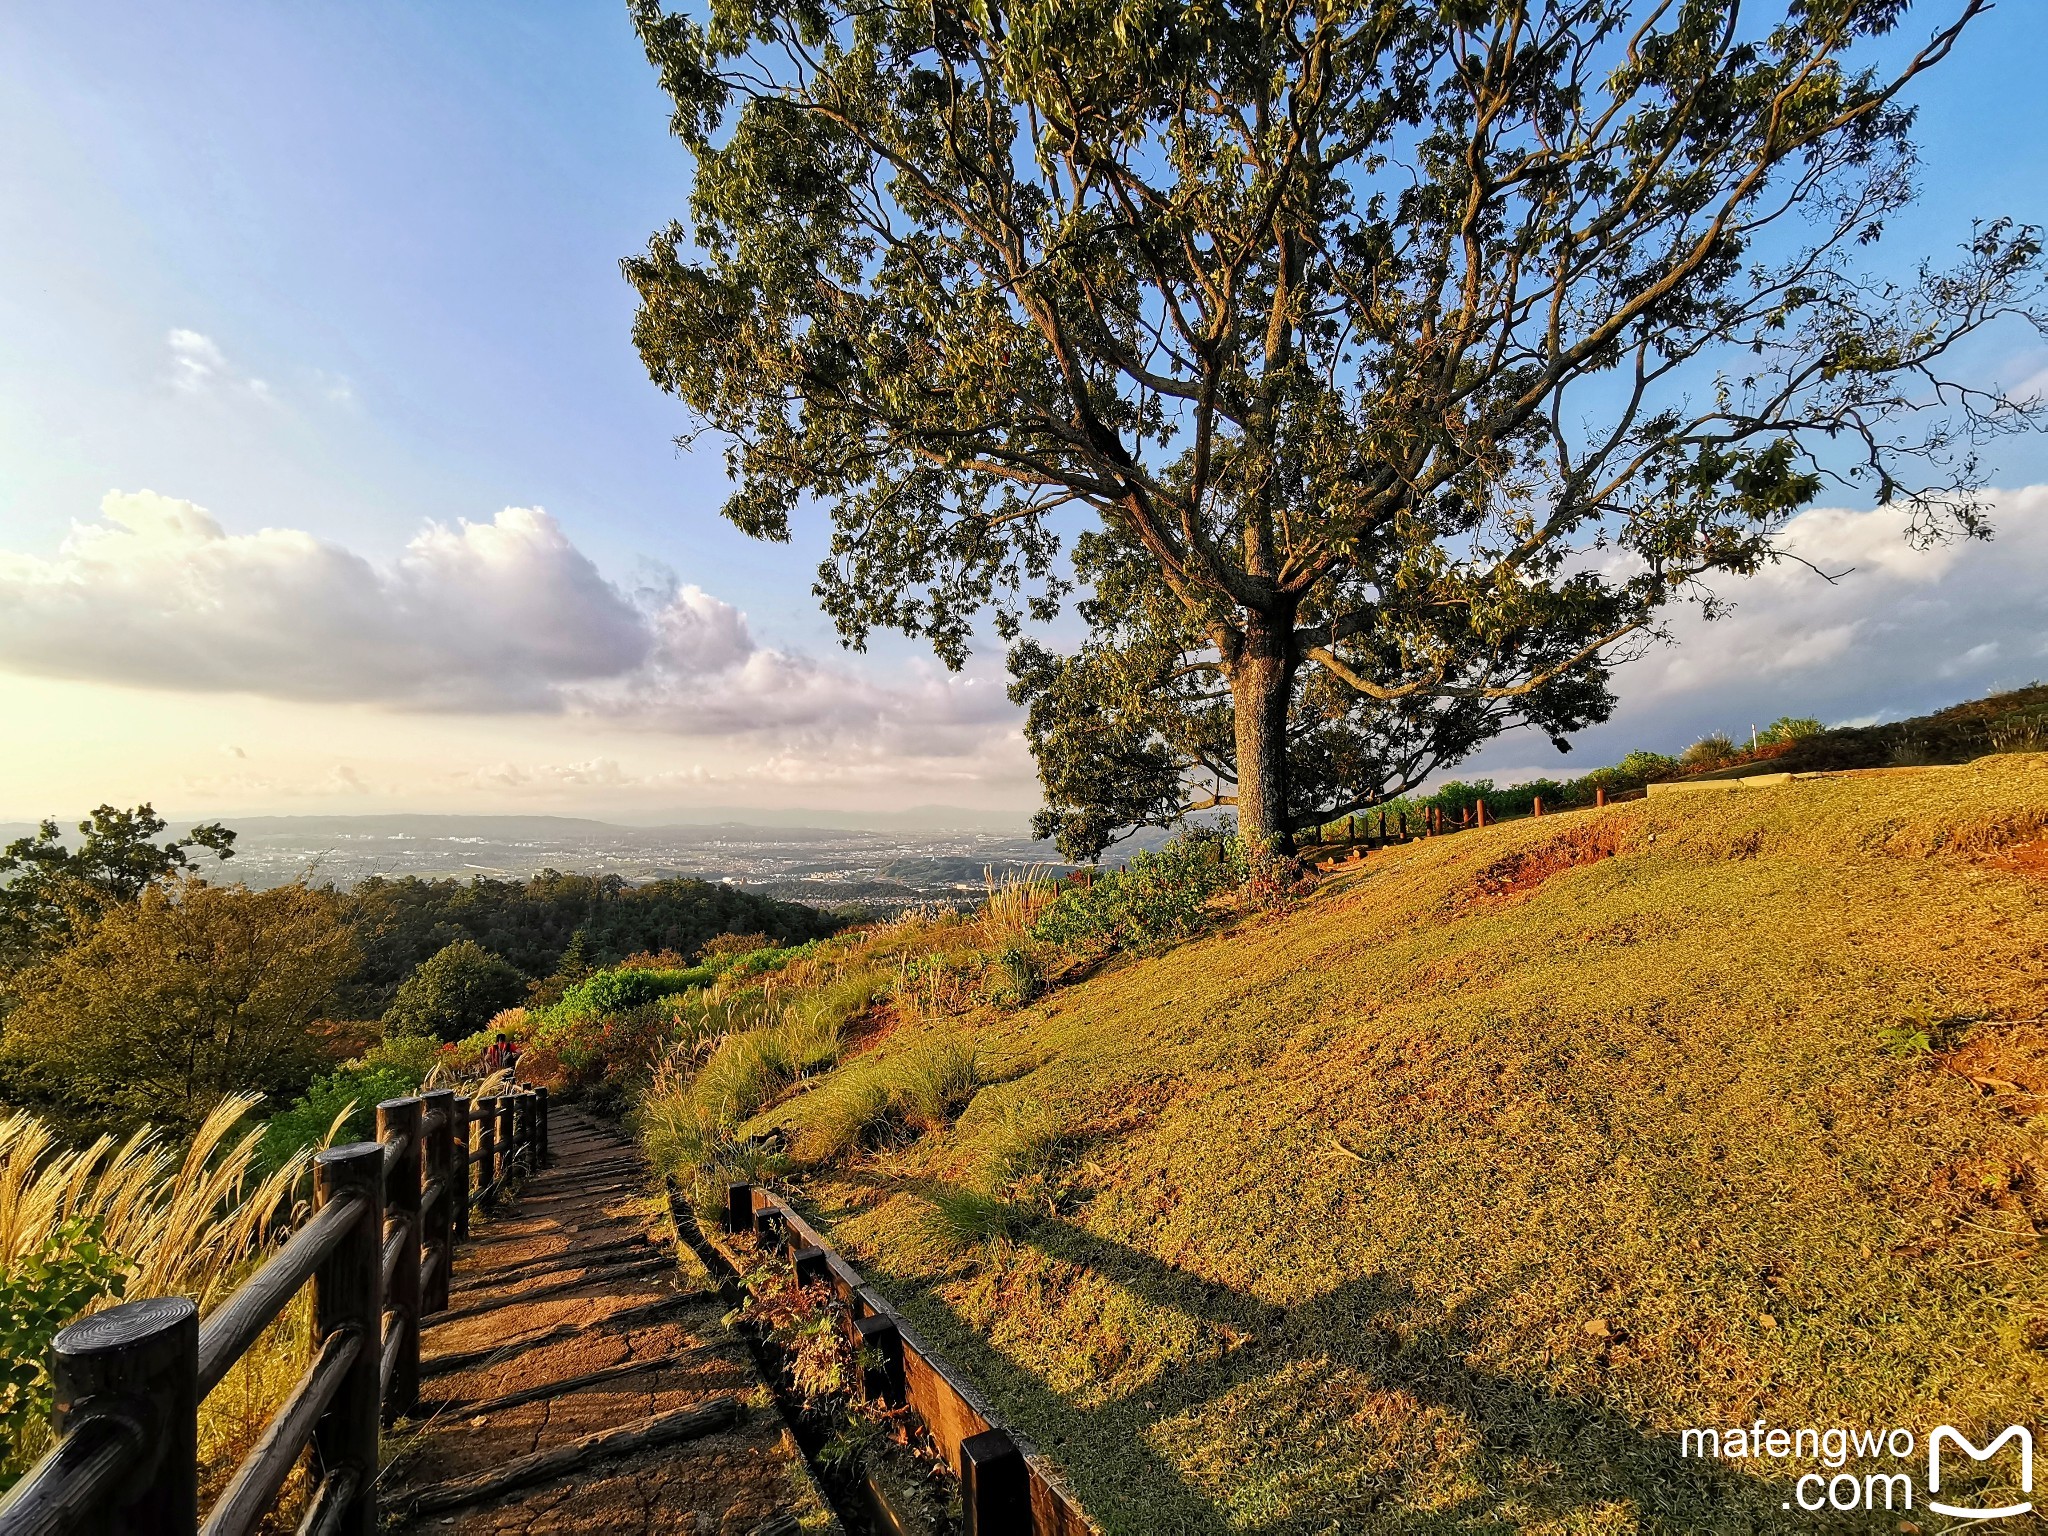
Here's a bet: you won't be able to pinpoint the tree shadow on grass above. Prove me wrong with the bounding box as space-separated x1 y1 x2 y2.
858 1193 1823 1536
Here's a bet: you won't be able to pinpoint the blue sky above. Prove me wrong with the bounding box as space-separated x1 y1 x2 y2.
0 2 2044 823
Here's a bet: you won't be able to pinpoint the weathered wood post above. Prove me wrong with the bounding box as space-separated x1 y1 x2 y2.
376 1098 423 1421
1475 798 1488 828
850 1287 905 1407
1596 785 1608 808
474 1096 499 1212
1399 810 1409 841
312 1142 383 1536
792 1246 831 1288
451 1095 471 1242
47 1296 198 1536
420 1089 455 1314
1533 796 1544 818
497 1095 518 1176
534 1085 551 1163
959 1429 1030 1536
726 1184 754 1235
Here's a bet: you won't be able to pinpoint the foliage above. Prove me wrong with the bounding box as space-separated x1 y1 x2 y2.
331 870 840 1019
1031 832 1247 953
0 879 357 1134
257 1034 440 1172
1760 717 1825 745
0 1217 126 1475
1680 733 1741 771
0 804 236 973
381 939 525 1041
627 0 2044 851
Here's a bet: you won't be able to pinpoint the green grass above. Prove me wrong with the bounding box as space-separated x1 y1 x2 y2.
752 754 2048 1534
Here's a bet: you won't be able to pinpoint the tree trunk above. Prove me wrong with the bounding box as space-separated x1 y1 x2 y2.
1229 613 1296 854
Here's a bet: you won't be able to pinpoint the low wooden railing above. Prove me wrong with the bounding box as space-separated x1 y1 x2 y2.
715 1183 1095 1536
0 1084 551 1536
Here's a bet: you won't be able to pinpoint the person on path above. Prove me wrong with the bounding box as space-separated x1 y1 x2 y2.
482 1032 522 1080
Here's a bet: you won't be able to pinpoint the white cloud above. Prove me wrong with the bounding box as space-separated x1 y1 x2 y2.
0 490 1009 758
166 329 269 398
1465 484 2048 774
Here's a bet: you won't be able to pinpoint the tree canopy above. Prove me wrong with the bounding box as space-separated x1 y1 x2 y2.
382 939 526 1041
0 879 356 1133
0 805 235 969
627 0 2044 856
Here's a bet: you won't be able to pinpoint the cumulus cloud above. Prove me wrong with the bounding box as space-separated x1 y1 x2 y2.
1466 485 2048 775
0 490 1010 753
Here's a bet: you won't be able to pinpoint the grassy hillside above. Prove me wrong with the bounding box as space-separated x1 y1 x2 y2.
745 756 2048 1533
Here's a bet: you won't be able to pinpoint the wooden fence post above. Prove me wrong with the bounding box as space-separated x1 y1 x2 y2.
312 1143 383 1536
451 1096 471 1242
1533 796 1544 818
725 1184 754 1235
1475 798 1488 828
377 1097 422 1423
1596 785 1607 807
959 1428 1030 1536
497 1096 517 1176
534 1085 550 1163
47 1296 198 1536
420 1089 455 1315
474 1096 498 1212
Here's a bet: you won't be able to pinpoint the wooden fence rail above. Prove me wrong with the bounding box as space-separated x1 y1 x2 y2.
718 1183 1096 1536
0 1084 552 1536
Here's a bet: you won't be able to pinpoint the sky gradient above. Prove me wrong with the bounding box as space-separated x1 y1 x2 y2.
1 2 2044 825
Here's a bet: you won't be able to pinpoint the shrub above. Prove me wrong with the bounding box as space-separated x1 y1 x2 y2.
1761 716 1825 744
551 965 713 1021
383 940 525 1041
1680 733 1739 770
0 1217 125 1474
1032 830 1245 954
258 1033 440 1171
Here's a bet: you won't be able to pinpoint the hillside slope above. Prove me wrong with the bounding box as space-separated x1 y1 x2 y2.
760 755 2048 1534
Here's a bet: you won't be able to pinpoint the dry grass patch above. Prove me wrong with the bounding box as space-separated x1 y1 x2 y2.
758 755 2048 1534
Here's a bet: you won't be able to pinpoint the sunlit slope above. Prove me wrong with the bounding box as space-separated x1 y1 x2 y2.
771 756 2048 1535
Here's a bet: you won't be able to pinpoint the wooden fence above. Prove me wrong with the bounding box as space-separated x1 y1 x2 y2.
1303 784 1645 856
717 1182 1096 1536
0 1084 551 1536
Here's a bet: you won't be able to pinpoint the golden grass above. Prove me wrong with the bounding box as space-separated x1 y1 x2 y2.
752 755 2048 1534
1 1094 325 1508
978 865 1061 949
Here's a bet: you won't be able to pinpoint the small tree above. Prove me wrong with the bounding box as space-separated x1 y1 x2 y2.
383 940 526 1041
628 0 2043 855
0 879 356 1131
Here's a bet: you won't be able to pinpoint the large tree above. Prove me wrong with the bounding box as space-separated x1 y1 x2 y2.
0 879 356 1133
625 0 2043 852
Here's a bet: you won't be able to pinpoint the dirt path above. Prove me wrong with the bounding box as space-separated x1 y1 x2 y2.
380 1108 835 1536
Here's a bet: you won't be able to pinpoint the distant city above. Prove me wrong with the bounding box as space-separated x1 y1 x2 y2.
0 810 1119 908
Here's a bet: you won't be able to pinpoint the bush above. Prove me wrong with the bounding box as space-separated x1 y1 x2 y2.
382 940 525 1041
0 1217 125 1474
554 965 714 1019
1032 831 1246 953
258 1034 440 1171
1680 733 1739 770
1760 716 1825 744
